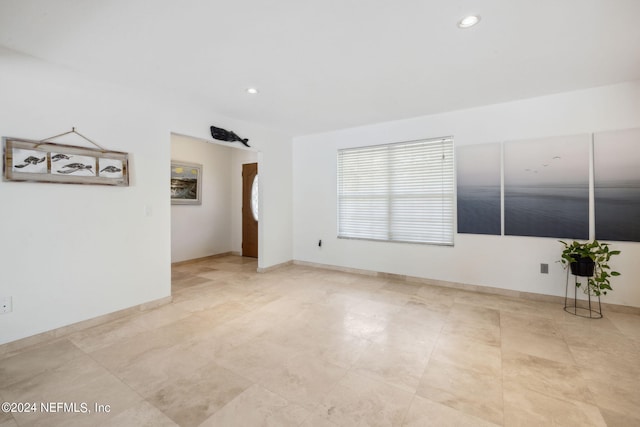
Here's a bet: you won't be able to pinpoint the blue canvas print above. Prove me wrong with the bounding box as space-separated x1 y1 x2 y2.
504 135 589 239
457 143 501 235
594 128 640 242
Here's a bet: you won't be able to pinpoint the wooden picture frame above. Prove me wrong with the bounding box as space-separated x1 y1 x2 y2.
171 161 202 205
3 137 129 186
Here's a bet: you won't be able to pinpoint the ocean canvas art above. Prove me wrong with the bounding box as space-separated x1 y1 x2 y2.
171 161 202 205
457 143 501 235
594 128 640 242
504 134 589 239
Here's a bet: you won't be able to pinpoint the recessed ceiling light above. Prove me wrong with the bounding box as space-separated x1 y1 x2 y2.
246 87 259 94
458 15 480 29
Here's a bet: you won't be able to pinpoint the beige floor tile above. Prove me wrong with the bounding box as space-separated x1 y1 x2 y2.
502 350 594 405
315 371 414 427
298 306 391 341
430 333 502 375
171 274 212 291
352 340 432 393
258 352 347 410
599 408 640 427
0 339 85 388
501 328 575 364
89 315 212 372
606 311 640 341
319 291 369 312
199 384 310 427
183 320 258 350
498 298 566 321
237 290 288 312
1 355 142 426
107 321 247 398
285 304 355 337
171 285 229 306
128 303 193 330
503 382 607 427
579 366 640 420
310 333 372 369
559 312 623 336
146 361 252 427
447 303 501 327
381 280 421 296
500 311 564 338
368 317 440 353
403 294 453 317
417 358 503 425
300 414 340 426
97 341 210 398
453 291 506 311
0 402 16 427
364 289 420 310
215 338 293 383
171 264 218 274
349 295 404 319
565 329 640 377
258 321 371 369
414 284 455 302
562 326 638 357
401 292 453 316
99 401 178 427
68 315 150 353
192 300 252 325
441 317 502 346
221 305 298 341
403 395 501 427
197 269 247 281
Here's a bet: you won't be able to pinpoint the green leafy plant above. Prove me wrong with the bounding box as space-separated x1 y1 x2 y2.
559 240 621 296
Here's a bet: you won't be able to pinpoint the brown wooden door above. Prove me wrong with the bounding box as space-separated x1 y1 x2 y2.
242 163 258 258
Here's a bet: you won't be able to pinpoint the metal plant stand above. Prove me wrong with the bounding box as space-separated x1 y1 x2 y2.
564 269 602 318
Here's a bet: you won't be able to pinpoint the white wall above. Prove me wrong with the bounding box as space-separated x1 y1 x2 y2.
0 47 293 344
293 81 640 308
171 134 233 262
259 133 293 267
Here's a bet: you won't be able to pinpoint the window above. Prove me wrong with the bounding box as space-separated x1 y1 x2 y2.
337 137 454 245
251 174 259 221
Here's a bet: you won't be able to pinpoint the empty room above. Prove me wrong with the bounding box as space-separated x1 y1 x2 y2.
1 1 639 426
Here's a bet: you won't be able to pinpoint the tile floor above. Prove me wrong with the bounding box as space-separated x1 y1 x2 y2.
1 255 639 426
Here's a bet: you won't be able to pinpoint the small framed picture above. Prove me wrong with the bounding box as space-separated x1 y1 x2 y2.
171 161 202 205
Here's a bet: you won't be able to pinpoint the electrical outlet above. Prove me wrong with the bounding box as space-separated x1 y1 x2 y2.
540 263 549 274
0 297 12 314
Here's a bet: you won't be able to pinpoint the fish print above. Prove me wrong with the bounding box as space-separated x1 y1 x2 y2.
57 163 94 175
100 166 122 173
52 154 71 162
14 156 45 168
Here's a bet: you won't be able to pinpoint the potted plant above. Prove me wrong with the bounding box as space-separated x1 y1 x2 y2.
559 240 621 296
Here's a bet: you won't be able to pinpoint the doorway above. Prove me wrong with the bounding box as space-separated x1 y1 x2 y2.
242 162 259 258
170 133 259 264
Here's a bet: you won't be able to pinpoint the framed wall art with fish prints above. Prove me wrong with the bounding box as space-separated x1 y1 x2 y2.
2 137 129 186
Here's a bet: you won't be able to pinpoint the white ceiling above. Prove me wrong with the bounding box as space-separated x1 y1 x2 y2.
1 0 639 136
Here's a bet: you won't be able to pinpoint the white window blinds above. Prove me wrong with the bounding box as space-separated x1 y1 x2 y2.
337 137 454 245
